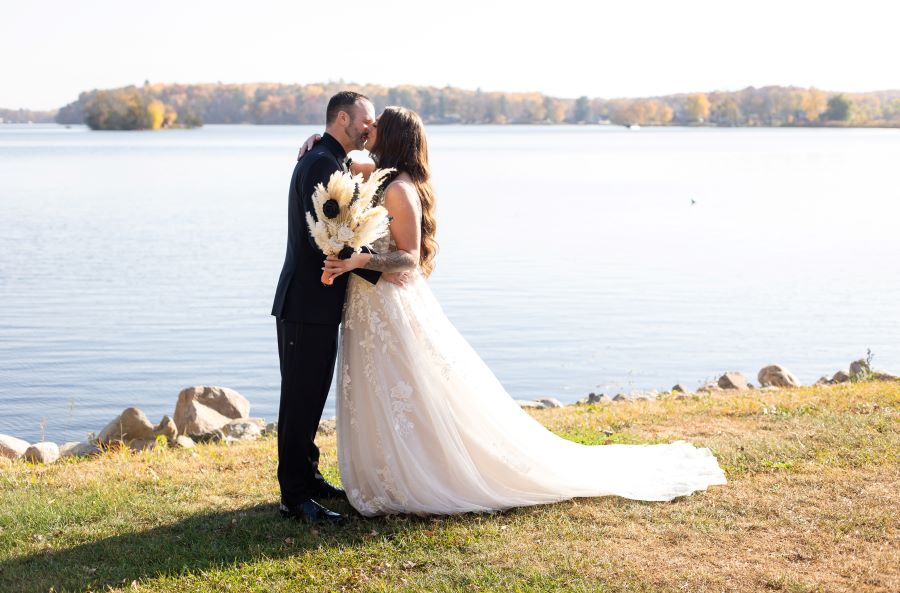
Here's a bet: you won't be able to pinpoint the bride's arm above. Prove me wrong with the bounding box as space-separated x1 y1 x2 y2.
323 182 420 276
296 133 321 160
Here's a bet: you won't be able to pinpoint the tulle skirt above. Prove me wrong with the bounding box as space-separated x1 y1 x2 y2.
336 271 726 517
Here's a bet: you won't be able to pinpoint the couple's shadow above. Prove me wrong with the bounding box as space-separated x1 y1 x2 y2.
2 499 430 593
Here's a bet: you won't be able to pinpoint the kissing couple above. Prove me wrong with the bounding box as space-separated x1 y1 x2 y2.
272 91 726 523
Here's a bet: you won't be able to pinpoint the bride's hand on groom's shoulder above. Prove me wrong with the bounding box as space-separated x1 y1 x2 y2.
297 134 322 161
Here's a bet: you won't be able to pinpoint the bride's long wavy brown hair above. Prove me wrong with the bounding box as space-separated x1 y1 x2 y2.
369 106 438 277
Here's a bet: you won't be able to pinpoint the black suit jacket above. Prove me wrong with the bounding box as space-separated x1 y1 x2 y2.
271 133 381 324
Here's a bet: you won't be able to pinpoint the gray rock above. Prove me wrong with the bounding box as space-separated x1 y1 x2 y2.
671 384 687 394
873 371 900 382
538 398 564 409
849 359 871 379
174 435 195 449
222 419 262 441
0 434 30 460
589 392 607 403
612 394 630 402
97 408 155 444
516 399 545 409
153 415 178 444
263 422 278 436
758 365 800 388
718 372 749 390
174 399 233 437
129 438 157 452
832 370 851 384
175 386 250 429
317 417 337 436
578 393 609 405
59 441 102 458
697 382 722 393
24 442 60 464
192 429 225 443
815 376 832 386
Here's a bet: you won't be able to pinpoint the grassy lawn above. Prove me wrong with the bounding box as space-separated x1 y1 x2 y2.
1 382 897 593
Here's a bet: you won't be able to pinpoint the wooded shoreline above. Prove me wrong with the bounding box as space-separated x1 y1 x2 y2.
3 82 899 129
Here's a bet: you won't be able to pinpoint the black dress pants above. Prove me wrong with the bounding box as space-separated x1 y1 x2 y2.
276 318 339 504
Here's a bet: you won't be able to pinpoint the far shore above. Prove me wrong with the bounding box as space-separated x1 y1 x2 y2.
4 120 900 129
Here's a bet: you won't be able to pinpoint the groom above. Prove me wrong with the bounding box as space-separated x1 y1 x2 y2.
271 91 381 524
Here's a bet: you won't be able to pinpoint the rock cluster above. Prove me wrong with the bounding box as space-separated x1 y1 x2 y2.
517 358 899 411
2 385 283 465
5 356 897 465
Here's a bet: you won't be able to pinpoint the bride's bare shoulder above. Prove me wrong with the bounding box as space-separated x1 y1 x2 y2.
383 177 420 211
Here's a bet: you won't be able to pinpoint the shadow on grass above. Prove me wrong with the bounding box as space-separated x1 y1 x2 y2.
0 499 426 593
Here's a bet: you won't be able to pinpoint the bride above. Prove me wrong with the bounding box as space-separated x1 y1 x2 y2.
318 106 726 517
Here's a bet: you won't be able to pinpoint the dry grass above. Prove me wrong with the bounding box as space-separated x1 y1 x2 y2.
1 382 897 593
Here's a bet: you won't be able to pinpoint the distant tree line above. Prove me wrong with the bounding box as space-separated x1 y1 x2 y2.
0 108 56 124
6 83 899 129
600 87 900 127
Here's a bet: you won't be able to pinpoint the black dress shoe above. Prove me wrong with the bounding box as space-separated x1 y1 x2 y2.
279 499 345 525
310 480 346 500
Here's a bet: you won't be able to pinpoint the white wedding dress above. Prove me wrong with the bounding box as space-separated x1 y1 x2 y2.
336 235 726 517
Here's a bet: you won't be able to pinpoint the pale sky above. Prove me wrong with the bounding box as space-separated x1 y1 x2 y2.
3 0 899 110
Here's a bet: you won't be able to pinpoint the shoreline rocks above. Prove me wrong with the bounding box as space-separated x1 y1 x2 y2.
0 434 30 460
831 370 851 384
718 372 750 390
849 359 870 379
174 435 196 449
59 441 102 458
97 407 156 445
24 442 60 464
154 415 178 444
6 358 898 464
222 419 263 441
174 386 250 437
758 365 800 388
317 417 337 436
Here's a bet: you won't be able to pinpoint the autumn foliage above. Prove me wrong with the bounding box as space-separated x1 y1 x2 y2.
47 82 900 129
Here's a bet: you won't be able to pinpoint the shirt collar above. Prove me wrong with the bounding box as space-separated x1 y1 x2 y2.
321 133 347 161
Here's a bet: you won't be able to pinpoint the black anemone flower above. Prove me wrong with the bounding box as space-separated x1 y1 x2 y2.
338 245 355 260
322 199 340 219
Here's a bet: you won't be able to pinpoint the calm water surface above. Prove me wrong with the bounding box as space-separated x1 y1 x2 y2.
1 124 898 443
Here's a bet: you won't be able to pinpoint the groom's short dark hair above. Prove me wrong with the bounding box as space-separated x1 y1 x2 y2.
326 91 370 124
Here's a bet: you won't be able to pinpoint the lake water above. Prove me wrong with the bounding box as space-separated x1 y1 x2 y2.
1 124 898 444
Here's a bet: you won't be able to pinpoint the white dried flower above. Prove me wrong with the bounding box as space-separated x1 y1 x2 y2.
337 225 354 242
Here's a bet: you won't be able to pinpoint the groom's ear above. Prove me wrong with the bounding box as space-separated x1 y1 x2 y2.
336 108 354 126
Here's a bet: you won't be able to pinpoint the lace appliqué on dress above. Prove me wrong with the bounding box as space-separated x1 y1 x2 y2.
389 381 415 437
